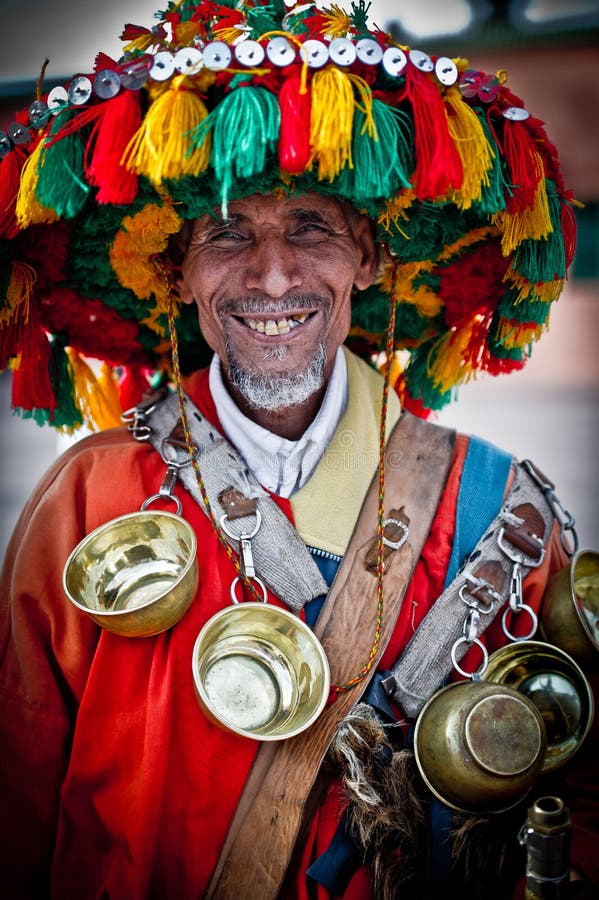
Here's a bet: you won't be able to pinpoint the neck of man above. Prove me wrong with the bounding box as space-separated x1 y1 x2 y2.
223 376 327 441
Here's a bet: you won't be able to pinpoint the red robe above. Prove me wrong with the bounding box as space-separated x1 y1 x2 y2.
0 369 596 898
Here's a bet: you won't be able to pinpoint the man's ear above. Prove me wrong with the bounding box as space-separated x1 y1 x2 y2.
352 215 379 291
167 222 195 305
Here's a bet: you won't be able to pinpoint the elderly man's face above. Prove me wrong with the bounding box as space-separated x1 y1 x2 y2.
180 193 377 411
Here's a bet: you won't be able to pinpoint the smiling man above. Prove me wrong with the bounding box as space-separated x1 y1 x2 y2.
1 2 598 899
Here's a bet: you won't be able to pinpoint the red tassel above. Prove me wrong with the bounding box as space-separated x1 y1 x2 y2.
10 314 55 412
560 202 577 270
278 74 312 175
118 365 152 412
501 120 542 214
85 89 142 204
404 66 462 201
0 147 27 239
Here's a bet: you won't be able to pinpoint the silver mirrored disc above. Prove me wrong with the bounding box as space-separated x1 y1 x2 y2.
203 41 232 71
503 106 530 121
29 99 49 128
266 36 295 67
47 85 69 114
478 73 499 102
435 56 458 86
409 49 434 72
68 75 92 106
329 37 356 67
459 69 480 99
0 131 12 160
121 58 151 90
7 121 31 145
174 46 203 74
356 37 383 65
93 69 121 100
235 39 265 67
301 39 329 69
150 50 175 81
382 46 407 77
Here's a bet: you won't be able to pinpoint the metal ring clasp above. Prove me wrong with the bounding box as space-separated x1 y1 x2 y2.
501 603 538 642
230 575 268 604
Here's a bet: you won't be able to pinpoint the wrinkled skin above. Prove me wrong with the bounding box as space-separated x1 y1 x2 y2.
179 192 378 439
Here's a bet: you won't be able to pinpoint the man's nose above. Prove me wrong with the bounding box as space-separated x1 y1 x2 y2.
244 235 302 298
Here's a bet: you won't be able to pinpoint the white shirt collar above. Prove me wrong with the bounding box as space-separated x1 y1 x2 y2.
208 348 348 497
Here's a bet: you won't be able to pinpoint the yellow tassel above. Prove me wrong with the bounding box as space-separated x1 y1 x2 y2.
494 160 552 255
15 141 59 228
1 261 36 327
309 68 354 181
109 202 182 323
496 321 546 350
347 74 376 139
319 5 353 38
444 86 494 210
381 261 442 318
122 75 211 184
505 271 563 304
428 321 476 391
175 21 201 45
67 349 123 431
438 225 498 263
378 190 415 234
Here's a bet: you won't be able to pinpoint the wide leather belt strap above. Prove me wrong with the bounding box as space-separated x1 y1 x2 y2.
382 460 555 718
206 411 457 899
142 392 328 611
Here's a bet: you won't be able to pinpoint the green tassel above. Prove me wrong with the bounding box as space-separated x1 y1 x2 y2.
336 100 413 204
385 202 486 264
246 0 287 37
497 285 550 326
35 109 89 219
190 84 280 217
511 181 566 283
351 285 432 343
48 339 83 429
403 343 452 411
475 111 507 216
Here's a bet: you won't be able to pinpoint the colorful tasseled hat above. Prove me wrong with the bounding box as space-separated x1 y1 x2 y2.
0 0 577 430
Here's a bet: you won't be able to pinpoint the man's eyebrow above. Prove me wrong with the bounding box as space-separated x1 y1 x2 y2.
199 213 244 231
289 208 332 224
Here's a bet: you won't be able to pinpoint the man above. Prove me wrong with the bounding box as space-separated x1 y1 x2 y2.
0 2 597 898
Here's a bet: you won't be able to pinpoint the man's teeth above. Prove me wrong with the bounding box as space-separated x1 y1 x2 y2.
247 314 308 335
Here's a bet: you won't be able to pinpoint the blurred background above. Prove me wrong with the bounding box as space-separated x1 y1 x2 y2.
1 0 598 561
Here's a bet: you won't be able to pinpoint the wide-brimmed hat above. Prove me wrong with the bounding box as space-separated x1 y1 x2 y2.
0 0 576 430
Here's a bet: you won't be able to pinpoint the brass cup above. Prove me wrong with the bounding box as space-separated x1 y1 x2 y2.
541 549 599 669
414 681 547 814
192 602 330 741
63 511 199 637
482 640 594 771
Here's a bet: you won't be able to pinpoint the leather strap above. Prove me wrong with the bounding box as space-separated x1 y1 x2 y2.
206 411 457 899
381 460 555 717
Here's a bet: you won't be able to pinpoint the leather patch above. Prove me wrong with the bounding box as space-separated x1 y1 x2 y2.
502 502 545 560
218 486 258 520
466 560 507 610
365 507 410 574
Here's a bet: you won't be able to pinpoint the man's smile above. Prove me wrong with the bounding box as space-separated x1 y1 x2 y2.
232 310 317 336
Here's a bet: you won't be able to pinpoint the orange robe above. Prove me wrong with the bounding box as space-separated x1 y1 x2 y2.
0 370 596 898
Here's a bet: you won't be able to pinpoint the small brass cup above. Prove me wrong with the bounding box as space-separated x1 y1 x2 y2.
63 511 199 637
482 641 594 771
192 602 330 741
542 549 599 670
414 681 547 814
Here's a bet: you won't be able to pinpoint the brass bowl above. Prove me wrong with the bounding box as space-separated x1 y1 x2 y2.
192 602 330 741
63 511 199 637
542 549 599 670
414 681 547 814
482 641 594 771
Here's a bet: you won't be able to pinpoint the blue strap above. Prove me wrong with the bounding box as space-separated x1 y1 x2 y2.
445 435 513 588
430 435 512 899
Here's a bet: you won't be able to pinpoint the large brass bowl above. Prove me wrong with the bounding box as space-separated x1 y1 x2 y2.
192 602 330 741
482 641 594 771
541 549 599 670
414 681 547 814
63 511 199 637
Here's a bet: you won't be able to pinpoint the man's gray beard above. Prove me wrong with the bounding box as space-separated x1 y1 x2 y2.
226 342 327 412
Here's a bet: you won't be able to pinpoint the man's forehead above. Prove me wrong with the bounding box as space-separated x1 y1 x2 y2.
199 192 353 227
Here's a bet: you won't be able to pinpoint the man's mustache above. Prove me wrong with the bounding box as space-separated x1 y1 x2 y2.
219 293 329 317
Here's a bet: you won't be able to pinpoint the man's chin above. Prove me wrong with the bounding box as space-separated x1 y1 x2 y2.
226 346 327 412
